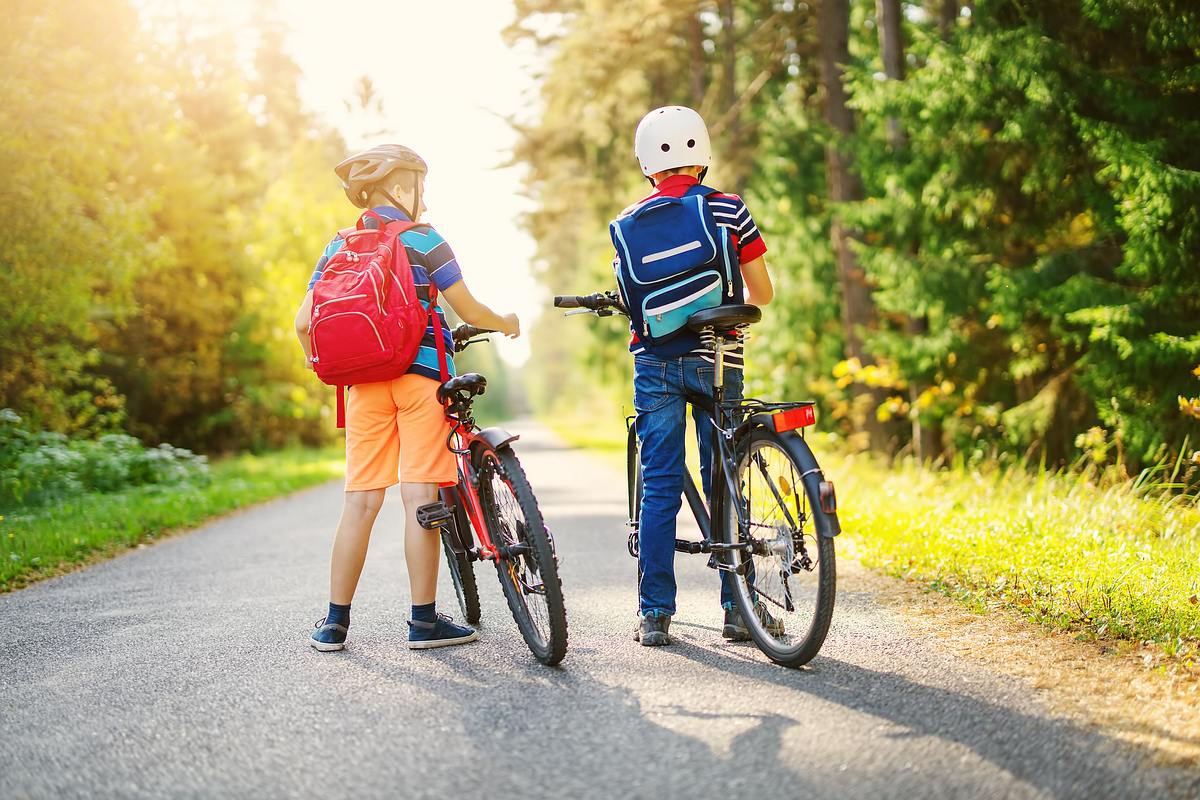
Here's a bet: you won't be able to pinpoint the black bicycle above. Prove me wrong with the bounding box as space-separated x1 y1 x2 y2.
555 291 840 667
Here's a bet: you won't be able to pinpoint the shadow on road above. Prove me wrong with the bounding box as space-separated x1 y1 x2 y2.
658 639 1200 799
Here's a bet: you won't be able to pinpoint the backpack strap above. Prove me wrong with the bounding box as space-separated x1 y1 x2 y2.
428 283 451 389
383 220 448 386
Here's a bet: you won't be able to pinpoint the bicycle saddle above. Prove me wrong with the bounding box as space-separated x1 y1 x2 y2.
687 304 761 333
437 372 487 404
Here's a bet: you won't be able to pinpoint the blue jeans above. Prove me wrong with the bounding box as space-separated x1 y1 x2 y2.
633 353 743 616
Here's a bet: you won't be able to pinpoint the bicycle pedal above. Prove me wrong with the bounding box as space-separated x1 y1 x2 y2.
415 501 453 531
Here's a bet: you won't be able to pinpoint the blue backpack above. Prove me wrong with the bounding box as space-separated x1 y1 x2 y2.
610 184 742 356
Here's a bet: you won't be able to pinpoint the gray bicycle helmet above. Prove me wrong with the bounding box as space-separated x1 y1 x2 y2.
334 144 428 213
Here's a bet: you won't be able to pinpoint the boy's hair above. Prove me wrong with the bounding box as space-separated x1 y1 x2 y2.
656 166 702 178
367 168 423 214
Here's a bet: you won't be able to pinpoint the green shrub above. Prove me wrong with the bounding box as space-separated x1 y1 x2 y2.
0 409 207 508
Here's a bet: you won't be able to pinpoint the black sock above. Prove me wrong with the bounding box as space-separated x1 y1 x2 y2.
327 602 351 628
411 602 436 623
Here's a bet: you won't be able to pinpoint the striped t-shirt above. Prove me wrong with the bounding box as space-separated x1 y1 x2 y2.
308 206 461 381
620 175 768 370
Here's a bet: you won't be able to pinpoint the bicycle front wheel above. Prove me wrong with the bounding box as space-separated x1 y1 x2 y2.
721 426 836 668
480 446 568 665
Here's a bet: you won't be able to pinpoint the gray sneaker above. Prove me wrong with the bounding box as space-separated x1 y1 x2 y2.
634 613 672 646
722 602 785 641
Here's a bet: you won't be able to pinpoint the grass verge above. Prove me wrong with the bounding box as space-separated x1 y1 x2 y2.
0 446 344 592
544 414 1200 669
830 449 1200 669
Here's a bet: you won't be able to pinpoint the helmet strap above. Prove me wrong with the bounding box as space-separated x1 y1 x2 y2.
697 166 709 183
379 186 416 220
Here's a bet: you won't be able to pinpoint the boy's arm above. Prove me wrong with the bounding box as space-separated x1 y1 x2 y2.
440 281 520 338
741 256 773 305
295 289 314 364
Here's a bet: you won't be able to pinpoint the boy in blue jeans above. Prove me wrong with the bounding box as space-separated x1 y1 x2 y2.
615 107 776 646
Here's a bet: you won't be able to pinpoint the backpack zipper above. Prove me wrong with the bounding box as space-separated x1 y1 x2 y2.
315 293 368 312
366 271 385 316
721 227 734 297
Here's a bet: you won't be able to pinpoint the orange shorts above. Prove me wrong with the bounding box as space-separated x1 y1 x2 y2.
344 375 456 490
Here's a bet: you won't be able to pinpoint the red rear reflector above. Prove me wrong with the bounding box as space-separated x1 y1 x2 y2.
772 406 816 432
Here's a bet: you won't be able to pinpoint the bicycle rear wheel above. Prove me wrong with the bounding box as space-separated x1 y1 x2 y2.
480 446 568 665
441 498 480 625
721 426 836 668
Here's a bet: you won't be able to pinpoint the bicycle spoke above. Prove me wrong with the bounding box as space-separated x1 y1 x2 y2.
727 433 832 660
488 461 553 644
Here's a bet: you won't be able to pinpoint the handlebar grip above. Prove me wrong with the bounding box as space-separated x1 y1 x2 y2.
554 295 582 309
452 324 493 342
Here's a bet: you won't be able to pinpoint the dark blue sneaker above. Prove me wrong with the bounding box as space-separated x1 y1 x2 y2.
407 613 479 650
311 618 348 652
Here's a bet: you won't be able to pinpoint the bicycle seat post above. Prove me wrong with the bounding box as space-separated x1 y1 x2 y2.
712 331 727 392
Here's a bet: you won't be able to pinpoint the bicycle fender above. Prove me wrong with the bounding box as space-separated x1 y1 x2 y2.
477 426 520 451
748 414 841 538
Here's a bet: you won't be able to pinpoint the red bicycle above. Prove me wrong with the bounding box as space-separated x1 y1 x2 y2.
422 324 568 666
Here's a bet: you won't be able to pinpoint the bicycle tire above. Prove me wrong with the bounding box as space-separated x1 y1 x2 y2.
480 446 568 665
720 425 836 668
440 500 480 624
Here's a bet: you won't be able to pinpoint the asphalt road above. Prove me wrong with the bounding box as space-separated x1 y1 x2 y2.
2 422 1197 800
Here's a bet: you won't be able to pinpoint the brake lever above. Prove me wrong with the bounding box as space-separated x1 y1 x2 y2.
563 309 594 317
455 336 492 353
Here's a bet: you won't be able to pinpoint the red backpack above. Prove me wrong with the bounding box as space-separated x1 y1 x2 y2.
309 211 448 426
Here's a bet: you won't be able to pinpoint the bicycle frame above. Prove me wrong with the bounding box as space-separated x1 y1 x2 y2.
627 337 756 562
443 424 501 563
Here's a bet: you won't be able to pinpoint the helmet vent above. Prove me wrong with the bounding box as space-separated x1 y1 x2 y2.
660 143 670 152
687 139 696 148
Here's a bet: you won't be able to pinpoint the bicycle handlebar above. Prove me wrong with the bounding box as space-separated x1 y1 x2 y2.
553 292 627 315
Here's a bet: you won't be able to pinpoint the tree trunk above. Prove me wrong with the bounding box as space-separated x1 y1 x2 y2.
819 0 887 450
877 0 940 459
938 0 959 39
876 0 906 148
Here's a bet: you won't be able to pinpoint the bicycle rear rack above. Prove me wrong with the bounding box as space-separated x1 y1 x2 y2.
725 397 818 432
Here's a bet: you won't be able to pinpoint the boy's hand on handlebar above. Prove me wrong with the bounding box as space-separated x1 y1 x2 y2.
500 313 521 338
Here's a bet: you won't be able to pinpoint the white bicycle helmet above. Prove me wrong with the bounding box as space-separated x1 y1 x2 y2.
633 106 712 178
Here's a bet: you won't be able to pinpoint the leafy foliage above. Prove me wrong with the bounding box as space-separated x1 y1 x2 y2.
0 409 207 508
512 0 1200 470
0 0 345 452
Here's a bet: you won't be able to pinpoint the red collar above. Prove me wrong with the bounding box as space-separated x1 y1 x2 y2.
644 174 699 199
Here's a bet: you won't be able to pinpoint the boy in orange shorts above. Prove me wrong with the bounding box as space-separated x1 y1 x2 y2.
294 144 520 651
